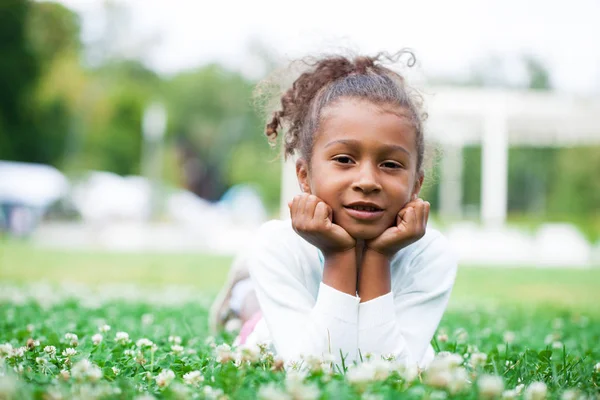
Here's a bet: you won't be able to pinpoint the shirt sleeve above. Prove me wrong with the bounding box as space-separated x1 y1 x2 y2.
357 233 458 367
248 222 360 363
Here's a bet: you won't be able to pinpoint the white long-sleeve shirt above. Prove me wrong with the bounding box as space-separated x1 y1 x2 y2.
246 219 458 367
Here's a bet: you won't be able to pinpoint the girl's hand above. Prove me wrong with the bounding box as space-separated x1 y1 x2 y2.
365 198 430 258
289 194 356 257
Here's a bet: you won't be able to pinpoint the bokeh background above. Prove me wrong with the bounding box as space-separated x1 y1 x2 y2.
1 0 599 309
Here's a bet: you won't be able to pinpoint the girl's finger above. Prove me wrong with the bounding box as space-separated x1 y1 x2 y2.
415 200 425 231
423 201 430 227
304 195 319 220
314 202 329 225
402 207 416 228
290 195 300 220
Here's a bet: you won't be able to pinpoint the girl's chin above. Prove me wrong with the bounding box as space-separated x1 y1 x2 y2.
344 225 387 241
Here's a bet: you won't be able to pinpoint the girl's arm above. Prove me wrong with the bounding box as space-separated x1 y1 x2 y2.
357 248 391 302
357 232 458 367
248 221 361 363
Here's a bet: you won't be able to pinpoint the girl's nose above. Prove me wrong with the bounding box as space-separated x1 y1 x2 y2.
351 165 382 193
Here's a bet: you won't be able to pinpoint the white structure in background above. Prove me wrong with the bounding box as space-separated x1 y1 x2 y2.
0 161 69 208
142 101 168 220
427 87 600 226
0 161 70 236
280 87 600 267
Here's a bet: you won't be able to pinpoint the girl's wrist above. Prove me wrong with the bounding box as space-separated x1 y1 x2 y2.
362 247 392 268
363 246 395 262
322 246 355 260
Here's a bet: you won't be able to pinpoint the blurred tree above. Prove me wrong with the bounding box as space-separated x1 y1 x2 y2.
0 0 83 167
0 0 40 162
165 64 280 208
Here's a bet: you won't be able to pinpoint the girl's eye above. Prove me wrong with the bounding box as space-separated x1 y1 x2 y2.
334 156 354 164
382 161 402 169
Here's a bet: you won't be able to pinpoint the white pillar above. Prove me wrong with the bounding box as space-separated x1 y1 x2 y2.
481 98 508 228
280 156 300 220
439 145 463 219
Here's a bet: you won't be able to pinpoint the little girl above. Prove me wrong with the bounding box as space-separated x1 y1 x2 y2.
209 52 457 368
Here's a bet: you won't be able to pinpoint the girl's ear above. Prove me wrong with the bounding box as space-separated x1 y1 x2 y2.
296 158 312 194
412 173 424 200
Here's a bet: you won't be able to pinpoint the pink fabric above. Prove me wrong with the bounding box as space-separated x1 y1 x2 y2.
238 311 262 345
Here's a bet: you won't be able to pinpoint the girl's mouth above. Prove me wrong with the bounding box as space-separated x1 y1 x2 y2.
343 205 384 221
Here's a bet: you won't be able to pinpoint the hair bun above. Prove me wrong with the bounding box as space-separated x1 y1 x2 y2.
354 56 375 74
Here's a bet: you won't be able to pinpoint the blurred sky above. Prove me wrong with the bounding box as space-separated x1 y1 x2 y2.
58 0 599 94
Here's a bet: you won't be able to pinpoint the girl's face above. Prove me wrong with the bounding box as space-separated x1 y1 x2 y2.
296 98 423 240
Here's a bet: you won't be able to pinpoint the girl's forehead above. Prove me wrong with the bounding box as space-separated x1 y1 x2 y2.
316 100 416 148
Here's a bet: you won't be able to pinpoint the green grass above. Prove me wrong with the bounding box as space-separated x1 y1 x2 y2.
1 240 599 399
2 240 599 313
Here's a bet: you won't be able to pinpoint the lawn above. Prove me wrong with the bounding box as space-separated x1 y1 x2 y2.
0 240 599 399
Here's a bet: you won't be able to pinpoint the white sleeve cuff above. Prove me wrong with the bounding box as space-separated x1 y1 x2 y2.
358 292 395 329
313 282 360 324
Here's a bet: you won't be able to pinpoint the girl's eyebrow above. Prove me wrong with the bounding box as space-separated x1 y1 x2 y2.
324 139 410 156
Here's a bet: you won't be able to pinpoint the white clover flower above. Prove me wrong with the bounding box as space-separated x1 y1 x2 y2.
225 318 242 333
552 341 563 350
202 386 224 400
502 389 518 400
447 367 469 395
204 336 216 347
424 353 469 394
112 366 120 375
26 324 34 332
560 389 580 400
431 352 463 370
215 344 233 363
64 333 78 347
168 335 182 345
155 369 175 388
595 362 600 373
237 343 261 363
136 338 154 348
515 383 525 394
552 318 564 330
478 375 504 399
469 352 488 368
124 349 136 357
258 382 291 400
524 382 547 400
135 351 146 365
0 343 13 357
346 362 377 387
454 328 469 343
99 324 111 333
437 333 449 343
9 346 26 358
92 334 103 345
285 371 320 400
59 369 70 381
62 348 77 357
395 362 419 383
141 314 154 326
183 370 204 386
134 395 156 400
362 394 384 400
503 331 516 344
35 357 48 365
87 365 103 382
115 332 130 345
71 359 103 382
171 345 184 355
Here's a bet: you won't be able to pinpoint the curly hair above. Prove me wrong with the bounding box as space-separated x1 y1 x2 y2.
263 51 427 175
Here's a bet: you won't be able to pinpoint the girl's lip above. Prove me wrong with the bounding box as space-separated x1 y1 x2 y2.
343 206 384 221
